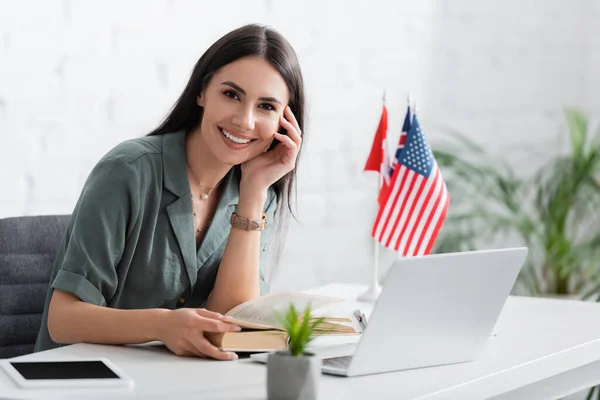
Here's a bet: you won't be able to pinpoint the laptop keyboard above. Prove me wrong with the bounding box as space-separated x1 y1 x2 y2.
322 356 353 369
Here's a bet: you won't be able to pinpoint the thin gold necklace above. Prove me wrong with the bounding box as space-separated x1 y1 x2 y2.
187 163 215 200
187 163 223 234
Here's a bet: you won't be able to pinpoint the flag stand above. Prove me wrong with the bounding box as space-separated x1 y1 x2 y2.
356 238 382 302
357 90 387 303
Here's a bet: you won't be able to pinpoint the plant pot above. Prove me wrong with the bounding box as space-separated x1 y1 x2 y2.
267 351 320 400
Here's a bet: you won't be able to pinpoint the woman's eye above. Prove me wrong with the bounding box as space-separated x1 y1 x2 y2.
224 90 239 100
259 103 275 111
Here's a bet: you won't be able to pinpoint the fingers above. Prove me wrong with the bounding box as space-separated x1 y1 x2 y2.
279 117 301 145
173 349 196 357
195 316 242 334
189 335 238 361
202 319 242 333
196 308 226 320
168 309 242 360
195 309 241 331
284 106 302 137
280 107 302 147
273 132 297 150
195 309 239 324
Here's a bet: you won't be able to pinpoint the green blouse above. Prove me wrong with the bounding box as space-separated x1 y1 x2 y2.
34 130 276 352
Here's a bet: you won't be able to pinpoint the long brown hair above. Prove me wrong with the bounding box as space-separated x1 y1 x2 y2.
148 24 306 279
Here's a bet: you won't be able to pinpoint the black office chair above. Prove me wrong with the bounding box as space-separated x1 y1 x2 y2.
0 215 70 358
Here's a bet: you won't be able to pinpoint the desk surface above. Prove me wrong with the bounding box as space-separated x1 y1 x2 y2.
3 283 600 400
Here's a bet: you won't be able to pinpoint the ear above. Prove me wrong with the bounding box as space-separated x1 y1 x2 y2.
196 93 205 107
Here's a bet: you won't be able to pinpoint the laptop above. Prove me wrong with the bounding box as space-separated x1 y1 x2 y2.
253 247 528 377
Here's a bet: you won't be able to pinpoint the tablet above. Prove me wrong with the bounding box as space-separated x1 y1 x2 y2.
0 358 134 389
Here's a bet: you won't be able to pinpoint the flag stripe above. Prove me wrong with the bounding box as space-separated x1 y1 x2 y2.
405 168 443 255
384 172 420 247
388 173 427 249
374 166 408 240
414 184 444 255
423 188 450 255
376 168 407 241
393 170 437 253
380 169 415 244
383 171 419 246
415 178 449 255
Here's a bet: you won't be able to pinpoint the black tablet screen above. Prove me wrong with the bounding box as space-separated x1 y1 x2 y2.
10 361 119 380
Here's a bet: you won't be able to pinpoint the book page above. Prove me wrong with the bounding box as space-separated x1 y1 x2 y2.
225 291 343 328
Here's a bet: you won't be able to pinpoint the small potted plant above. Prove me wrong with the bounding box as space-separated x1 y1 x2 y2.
267 303 325 400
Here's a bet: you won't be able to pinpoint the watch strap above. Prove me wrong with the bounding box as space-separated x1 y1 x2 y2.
230 212 267 231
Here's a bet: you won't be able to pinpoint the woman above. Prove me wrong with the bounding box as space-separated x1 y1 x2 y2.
34 24 305 361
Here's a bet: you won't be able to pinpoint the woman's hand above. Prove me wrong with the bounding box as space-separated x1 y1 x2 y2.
241 106 302 191
158 308 241 360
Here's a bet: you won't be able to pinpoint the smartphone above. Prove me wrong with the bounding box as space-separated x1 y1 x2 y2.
0 358 134 389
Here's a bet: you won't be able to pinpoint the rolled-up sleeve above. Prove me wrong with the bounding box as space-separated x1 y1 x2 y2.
51 157 140 306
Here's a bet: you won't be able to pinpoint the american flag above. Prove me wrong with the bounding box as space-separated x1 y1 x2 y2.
371 114 449 255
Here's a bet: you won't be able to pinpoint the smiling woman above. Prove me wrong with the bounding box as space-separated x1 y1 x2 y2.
195 58 290 165
34 24 306 361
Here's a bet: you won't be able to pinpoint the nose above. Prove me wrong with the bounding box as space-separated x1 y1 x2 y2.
232 105 255 131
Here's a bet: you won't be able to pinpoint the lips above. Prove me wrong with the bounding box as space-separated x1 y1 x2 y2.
218 126 256 150
218 127 255 144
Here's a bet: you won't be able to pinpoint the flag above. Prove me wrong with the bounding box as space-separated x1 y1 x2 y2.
371 114 449 256
379 104 411 205
364 106 390 200
390 105 411 177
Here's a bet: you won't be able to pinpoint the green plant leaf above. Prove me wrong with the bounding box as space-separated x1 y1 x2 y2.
276 303 328 356
431 107 600 297
564 108 588 160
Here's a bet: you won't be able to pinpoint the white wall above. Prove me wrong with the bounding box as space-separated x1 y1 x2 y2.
1 0 599 291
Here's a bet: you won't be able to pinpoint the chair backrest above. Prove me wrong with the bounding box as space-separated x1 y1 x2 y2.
0 215 70 358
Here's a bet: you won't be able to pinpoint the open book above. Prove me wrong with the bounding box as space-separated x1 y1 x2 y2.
205 291 358 352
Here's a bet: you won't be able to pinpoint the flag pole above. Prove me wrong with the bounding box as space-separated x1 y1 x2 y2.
396 94 413 261
357 90 387 302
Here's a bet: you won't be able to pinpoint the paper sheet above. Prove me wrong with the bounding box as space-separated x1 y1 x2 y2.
226 291 343 328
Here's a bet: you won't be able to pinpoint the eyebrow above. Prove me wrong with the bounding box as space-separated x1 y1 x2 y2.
221 81 282 105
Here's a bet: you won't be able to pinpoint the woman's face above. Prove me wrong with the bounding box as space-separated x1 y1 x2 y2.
197 56 290 166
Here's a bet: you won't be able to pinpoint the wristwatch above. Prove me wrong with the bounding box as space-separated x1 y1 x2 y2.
230 212 267 231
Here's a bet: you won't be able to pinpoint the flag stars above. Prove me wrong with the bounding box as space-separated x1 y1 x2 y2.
400 122 436 177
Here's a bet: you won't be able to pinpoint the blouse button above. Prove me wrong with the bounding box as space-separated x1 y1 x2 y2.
176 297 186 307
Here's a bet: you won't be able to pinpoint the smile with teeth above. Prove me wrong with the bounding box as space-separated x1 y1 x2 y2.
219 128 253 144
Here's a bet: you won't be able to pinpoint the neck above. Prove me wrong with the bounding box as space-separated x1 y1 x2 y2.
185 127 231 189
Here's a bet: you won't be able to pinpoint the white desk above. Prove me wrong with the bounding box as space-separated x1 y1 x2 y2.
3 283 600 400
